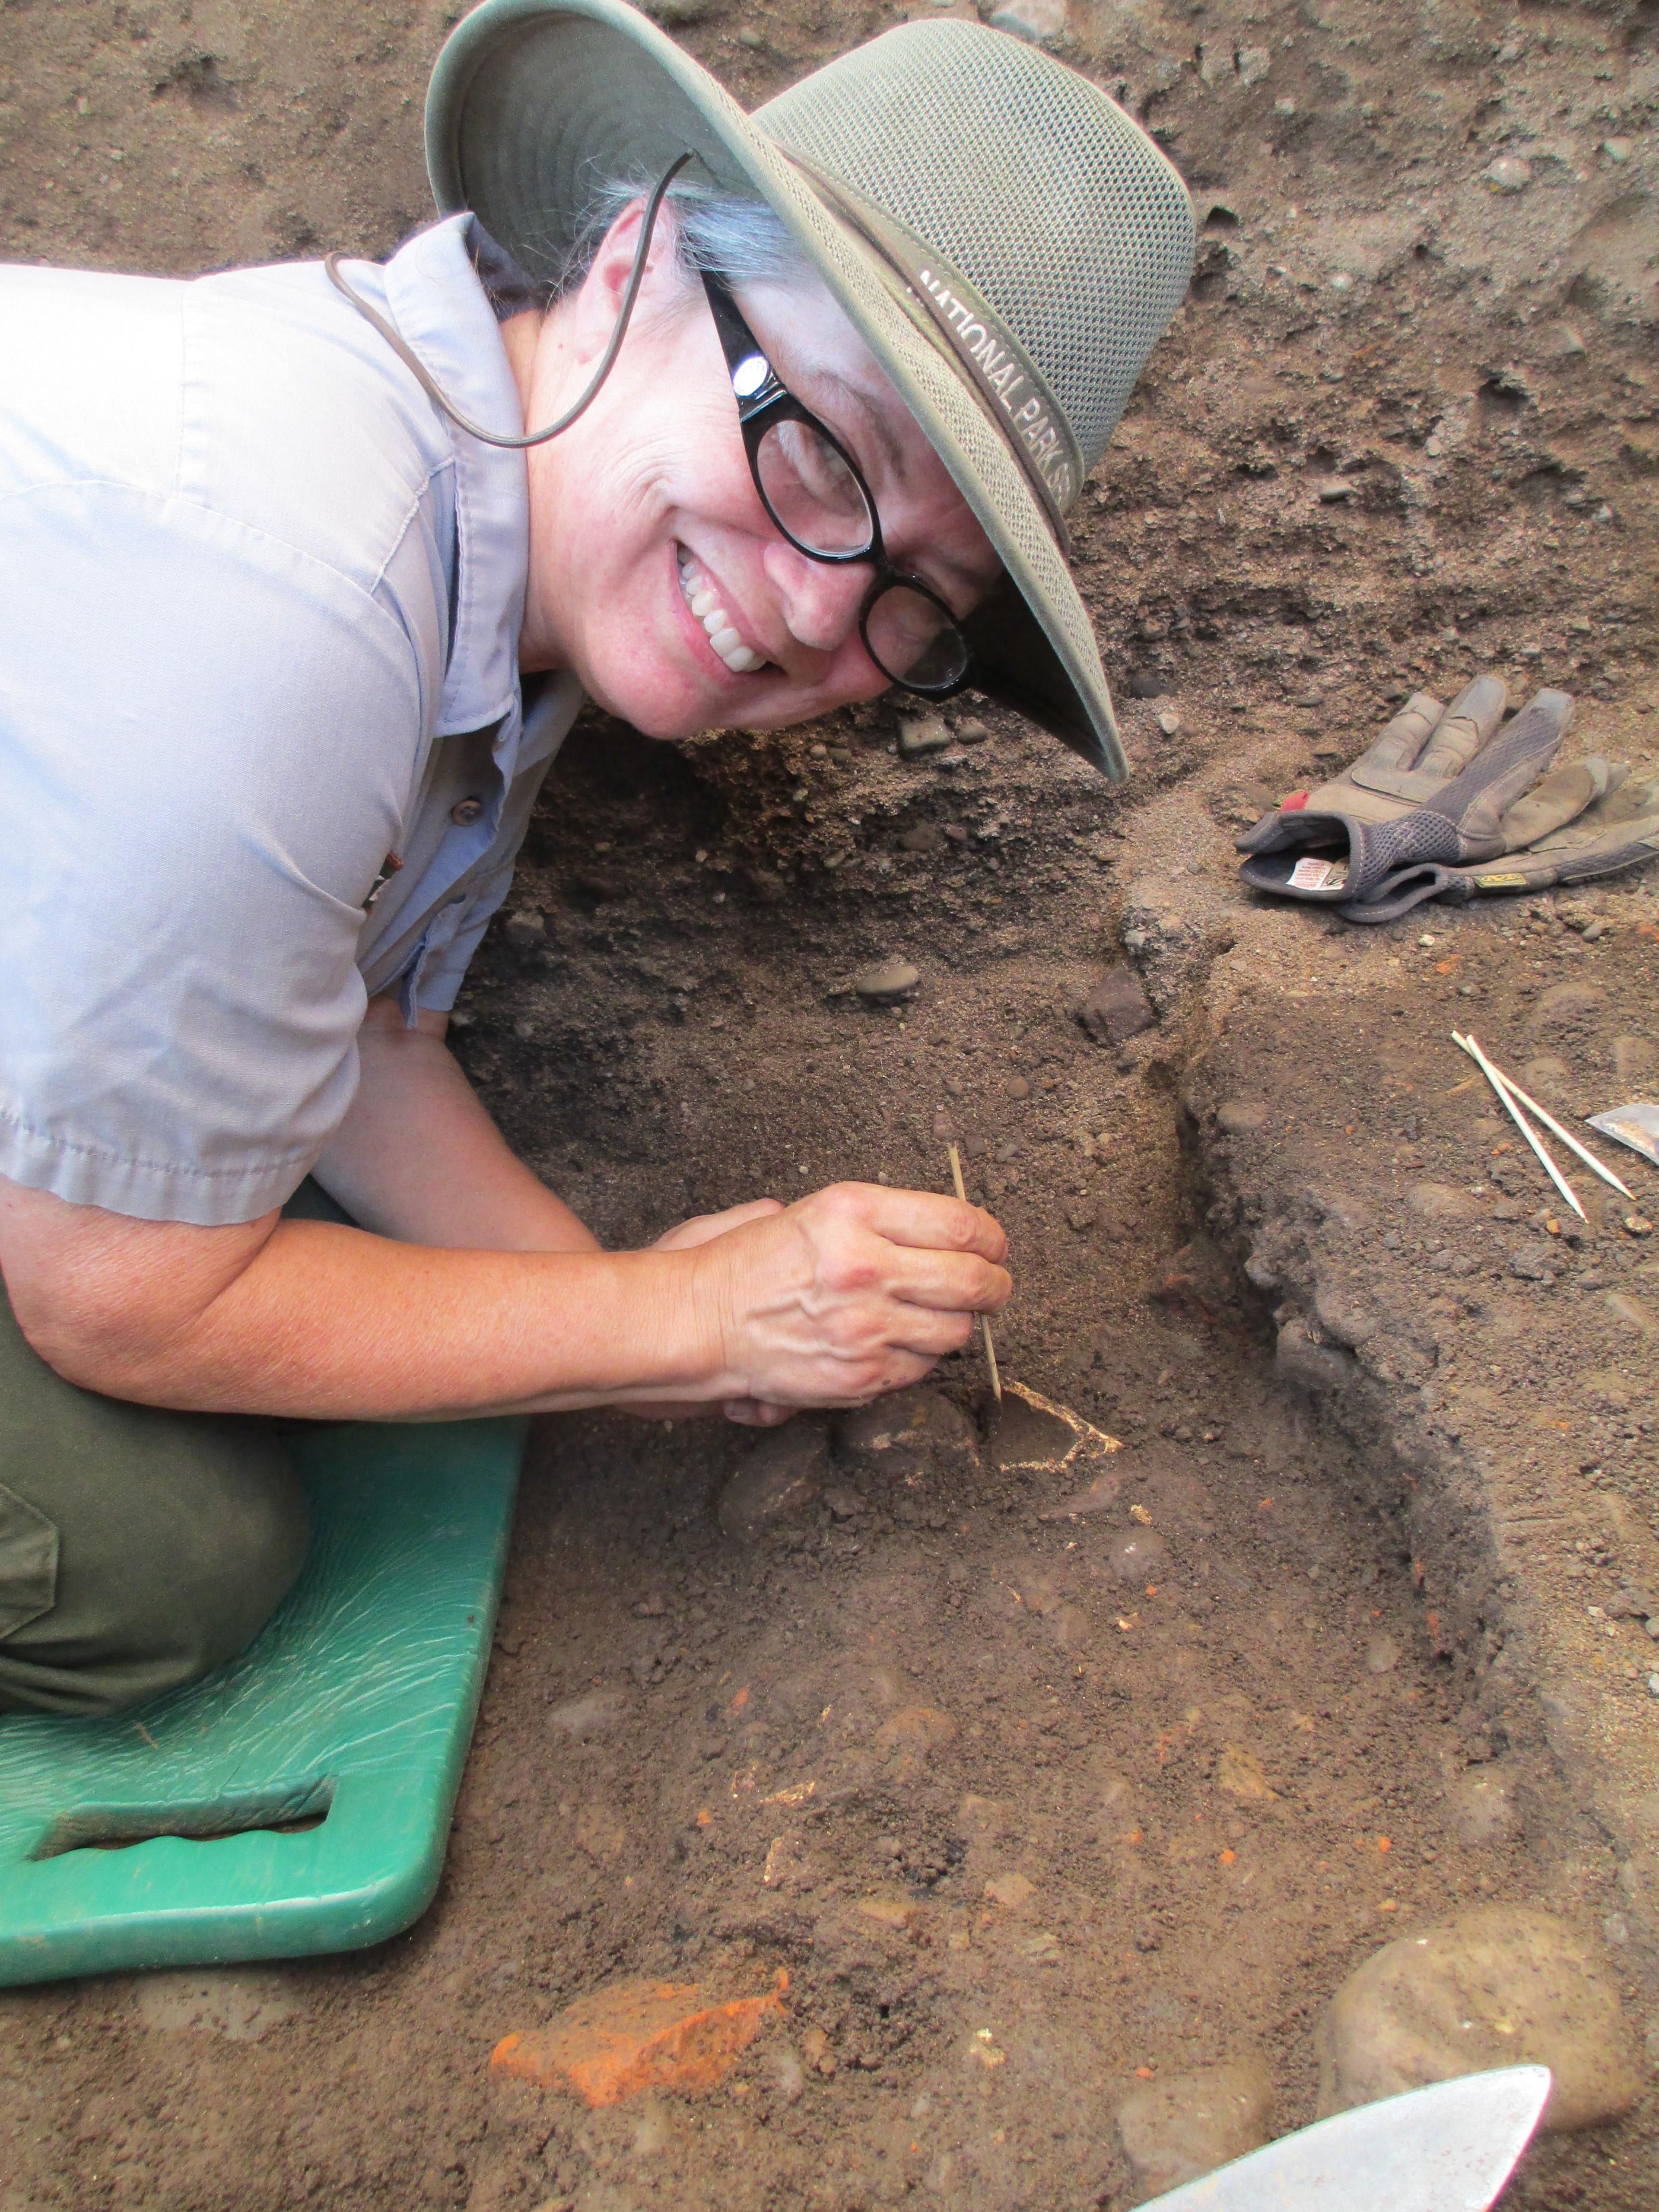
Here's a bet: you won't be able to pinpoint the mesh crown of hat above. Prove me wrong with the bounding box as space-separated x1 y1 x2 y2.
756 22 1194 475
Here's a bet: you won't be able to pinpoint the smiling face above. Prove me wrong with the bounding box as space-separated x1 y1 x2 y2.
511 203 1001 736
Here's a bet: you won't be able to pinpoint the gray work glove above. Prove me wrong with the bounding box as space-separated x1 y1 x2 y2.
1335 765 1659 922
1236 677 1575 906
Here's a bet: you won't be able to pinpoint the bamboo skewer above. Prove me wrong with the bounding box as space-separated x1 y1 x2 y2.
1453 1030 1586 1222
1450 1033 1634 1201
947 1142 1001 1403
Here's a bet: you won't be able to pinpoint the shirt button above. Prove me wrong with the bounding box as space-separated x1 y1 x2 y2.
451 796 484 826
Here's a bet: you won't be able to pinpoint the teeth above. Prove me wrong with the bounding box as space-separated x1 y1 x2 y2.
677 547 763 675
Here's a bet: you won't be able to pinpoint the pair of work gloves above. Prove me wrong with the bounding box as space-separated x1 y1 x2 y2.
1236 675 1659 922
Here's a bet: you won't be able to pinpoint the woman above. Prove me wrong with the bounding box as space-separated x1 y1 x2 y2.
0 0 1194 1713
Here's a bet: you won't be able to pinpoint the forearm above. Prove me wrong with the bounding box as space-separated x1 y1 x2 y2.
314 997 599 1252
23 1212 724 1421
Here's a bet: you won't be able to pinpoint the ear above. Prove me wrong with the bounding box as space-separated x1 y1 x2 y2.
568 197 683 368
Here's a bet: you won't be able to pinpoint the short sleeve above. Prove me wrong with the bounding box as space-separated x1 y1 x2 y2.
0 483 428 1224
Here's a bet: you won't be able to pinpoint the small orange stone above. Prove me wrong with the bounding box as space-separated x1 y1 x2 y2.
730 1685 750 1713
493 1971 788 2107
1218 1848 1237 1866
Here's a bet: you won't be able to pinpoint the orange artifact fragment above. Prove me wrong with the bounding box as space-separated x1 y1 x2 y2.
492 1971 788 2107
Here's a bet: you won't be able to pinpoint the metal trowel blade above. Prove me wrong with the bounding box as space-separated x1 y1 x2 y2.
1135 2067 1551 2212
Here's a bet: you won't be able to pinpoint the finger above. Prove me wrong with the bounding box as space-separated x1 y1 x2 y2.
800 1182 1008 1264
654 1197 785 1252
869 1247 1013 1316
722 1398 796 1427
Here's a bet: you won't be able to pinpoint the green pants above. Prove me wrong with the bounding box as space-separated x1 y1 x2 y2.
0 1183 349 1718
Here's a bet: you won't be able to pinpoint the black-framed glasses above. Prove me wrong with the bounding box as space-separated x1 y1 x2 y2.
700 269 973 697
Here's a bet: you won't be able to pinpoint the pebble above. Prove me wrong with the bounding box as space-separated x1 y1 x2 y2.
1508 1243 1557 1283
897 712 952 757
1406 1182 1482 1224
853 956 920 1004
953 716 990 745
1443 1766 1523 1848
1528 981 1607 1036
1365 1634 1399 1675
502 909 546 950
1601 136 1633 163
986 0 1065 41
1005 1074 1030 1100
1107 1529 1170 1585
718 1423 829 1544
137 1972 305 2044
1115 2056 1274 2198
1215 1099 1269 1134
1216 1745 1275 1803
835 1384 980 1480
1316 1907 1640 2133
1077 968 1155 1047
547 1686 630 1741
1624 1214 1653 1238
1274 1316 1357 1393
1156 707 1181 735
1482 154 1532 193
984 1871 1035 1908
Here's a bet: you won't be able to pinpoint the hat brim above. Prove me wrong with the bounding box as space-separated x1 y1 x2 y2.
426 0 1128 778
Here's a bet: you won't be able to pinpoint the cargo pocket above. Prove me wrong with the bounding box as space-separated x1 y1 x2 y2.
0 1481 58 1642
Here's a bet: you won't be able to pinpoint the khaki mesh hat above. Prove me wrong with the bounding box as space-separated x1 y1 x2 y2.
425 0 1195 778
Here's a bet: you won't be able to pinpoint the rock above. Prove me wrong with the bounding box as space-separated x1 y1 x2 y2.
1365 1634 1399 1675
1528 982 1607 1038
1519 1054 1573 1096
1156 707 1181 736
1613 1036 1656 1083
1066 1201 1097 1233
834 1385 980 1482
1005 1074 1030 1100
1605 1290 1656 1337
1216 1099 1269 1134
718 1423 829 1543
987 0 1065 38
853 956 920 1004
1115 2056 1275 2199
644 0 712 19
1107 1529 1170 1585
1444 1767 1523 1848
1508 1243 1557 1283
1078 969 1156 1047
547 1686 631 1741
873 1706 957 1751
1406 1182 1482 1224
1313 1282 1377 1348
1483 154 1532 193
1316 1907 1640 2133
984 1871 1035 1909
1216 1745 1275 1803
897 712 952 757
1274 1317 1356 1393
1545 324 1587 359
1037 1470 1122 1521
1236 43 1271 84
503 909 546 950
953 716 989 745
137 1971 304 2043
898 821 942 855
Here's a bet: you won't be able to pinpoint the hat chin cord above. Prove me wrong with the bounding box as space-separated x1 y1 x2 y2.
324 153 692 449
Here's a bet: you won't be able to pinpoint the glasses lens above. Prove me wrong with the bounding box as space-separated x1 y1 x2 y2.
864 580 968 691
755 418 874 557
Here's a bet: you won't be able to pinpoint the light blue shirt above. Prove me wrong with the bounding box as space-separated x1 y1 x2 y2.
0 216 581 1227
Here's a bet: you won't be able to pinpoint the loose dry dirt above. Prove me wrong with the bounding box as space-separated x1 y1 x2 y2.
2 0 1657 2207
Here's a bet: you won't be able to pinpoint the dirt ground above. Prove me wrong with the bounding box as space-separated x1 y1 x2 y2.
2 0 1657 2206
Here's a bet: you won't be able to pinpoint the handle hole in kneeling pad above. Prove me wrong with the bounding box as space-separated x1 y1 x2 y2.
27 1777 336 1861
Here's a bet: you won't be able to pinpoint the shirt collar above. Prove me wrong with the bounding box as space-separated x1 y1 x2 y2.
381 214 531 738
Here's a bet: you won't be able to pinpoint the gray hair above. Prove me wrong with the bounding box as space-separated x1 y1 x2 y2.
553 174 813 299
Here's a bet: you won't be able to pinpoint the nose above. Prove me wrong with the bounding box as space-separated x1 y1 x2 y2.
761 540 872 659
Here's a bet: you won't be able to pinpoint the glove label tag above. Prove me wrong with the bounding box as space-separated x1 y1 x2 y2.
1288 856 1348 891
1472 871 1528 890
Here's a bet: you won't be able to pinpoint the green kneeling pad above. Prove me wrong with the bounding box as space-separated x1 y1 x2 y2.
0 1417 523 1988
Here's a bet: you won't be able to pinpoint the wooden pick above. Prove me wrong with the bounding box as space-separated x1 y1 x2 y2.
947 1143 1001 1403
